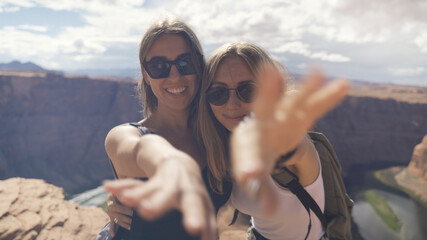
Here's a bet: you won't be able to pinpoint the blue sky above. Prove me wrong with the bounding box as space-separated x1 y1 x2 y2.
1 0 427 86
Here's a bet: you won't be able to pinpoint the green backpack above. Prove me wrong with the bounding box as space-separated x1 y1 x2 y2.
271 131 354 240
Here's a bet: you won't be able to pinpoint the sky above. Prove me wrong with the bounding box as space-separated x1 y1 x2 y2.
1 0 427 86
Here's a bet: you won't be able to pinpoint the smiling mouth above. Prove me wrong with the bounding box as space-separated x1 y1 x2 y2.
224 114 246 120
166 87 186 94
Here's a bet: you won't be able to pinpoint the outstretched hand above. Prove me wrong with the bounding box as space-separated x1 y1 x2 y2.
103 160 217 240
231 64 349 212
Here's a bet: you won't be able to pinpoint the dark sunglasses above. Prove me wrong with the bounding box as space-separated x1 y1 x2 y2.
206 81 256 106
142 53 199 79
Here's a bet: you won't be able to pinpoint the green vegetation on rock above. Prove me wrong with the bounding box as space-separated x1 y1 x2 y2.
99 200 108 213
374 167 427 208
363 190 402 232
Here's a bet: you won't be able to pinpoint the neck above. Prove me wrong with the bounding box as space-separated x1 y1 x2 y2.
145 104 190 132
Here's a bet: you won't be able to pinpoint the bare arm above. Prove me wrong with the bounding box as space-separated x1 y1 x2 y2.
104 124 217 240
105 124 199 179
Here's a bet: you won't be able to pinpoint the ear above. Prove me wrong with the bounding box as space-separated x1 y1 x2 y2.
141 68 151 85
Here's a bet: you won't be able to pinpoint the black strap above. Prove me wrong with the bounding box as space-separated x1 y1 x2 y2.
228 209 240 226
128 122 153 135
252 227 269 240
277 167 327 229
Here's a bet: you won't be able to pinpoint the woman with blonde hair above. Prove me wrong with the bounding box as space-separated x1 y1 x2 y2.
197 41 348 240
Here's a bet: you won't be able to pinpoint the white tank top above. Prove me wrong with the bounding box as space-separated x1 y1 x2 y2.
231 154 325 240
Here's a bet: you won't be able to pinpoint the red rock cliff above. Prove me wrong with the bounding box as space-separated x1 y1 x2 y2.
0 72 141 193
1 72 426 191
317 93 427 176
408 135 427 180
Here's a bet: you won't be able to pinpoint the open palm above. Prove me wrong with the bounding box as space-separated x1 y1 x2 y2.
231 64 349 210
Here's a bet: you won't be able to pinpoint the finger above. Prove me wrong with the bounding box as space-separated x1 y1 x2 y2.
181 191 208 237
231 121 266 184
103 179 144 194
118 183 157 207
135 188 176 220
107 196 134 216
108 211 133 227
305 78 349 121
206 211 218 240
286 68 325 109
109 212 132 230
253 63 284 120
109 220 116 237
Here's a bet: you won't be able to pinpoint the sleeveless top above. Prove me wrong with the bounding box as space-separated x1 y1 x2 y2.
112 123 232 240
231 153 325 240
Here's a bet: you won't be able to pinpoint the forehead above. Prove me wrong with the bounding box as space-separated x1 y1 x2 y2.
214 56 254 85
146 34 191 61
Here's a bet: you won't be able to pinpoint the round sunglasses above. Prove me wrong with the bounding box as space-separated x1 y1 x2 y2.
206 81 256 106
142 53 198 79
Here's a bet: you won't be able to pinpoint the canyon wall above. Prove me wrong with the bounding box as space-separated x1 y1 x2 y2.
0 71 141 193
317 95 427 176
1 71 426 192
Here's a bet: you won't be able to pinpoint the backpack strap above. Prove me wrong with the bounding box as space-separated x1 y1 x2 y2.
273 167 327 228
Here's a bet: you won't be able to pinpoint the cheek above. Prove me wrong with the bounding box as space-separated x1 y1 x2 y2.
188 75 198 91
210 104 224 123
242 103 251 115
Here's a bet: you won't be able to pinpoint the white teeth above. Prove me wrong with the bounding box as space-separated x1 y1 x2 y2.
166 87 186 94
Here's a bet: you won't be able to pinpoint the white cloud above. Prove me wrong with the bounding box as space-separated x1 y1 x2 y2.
0 0 426 86
297 63 307 69
274 42 311 56
389 67 426 77
1 6 20 12
415 33 427 53
0 0 35 9
310 51 350 62
273 41 350 62
17 24 47 32
73 54 95 62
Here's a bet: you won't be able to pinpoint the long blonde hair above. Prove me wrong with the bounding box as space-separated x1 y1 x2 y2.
137 16 205 125
197 42 276 192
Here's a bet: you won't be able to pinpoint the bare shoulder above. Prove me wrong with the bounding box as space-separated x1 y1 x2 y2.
284 137 320 186
106 124 143 145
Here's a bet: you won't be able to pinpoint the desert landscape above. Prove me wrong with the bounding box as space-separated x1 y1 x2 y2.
0 68 426 239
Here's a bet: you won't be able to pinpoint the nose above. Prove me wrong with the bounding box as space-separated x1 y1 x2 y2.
225 90 241 110
168 64 181 80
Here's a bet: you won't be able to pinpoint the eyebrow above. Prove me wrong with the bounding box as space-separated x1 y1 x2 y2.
146 52 191 62
210 80 254 87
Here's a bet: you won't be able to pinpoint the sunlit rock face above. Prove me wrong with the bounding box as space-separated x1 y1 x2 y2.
408 135 427 180
0 177 109 240
0 71 141 194
1 70 427 193
317 83 427 176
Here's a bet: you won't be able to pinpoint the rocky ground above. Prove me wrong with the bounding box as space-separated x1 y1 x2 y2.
0 178 108 240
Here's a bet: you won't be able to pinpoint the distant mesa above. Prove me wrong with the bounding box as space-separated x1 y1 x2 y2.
0 61 45 71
